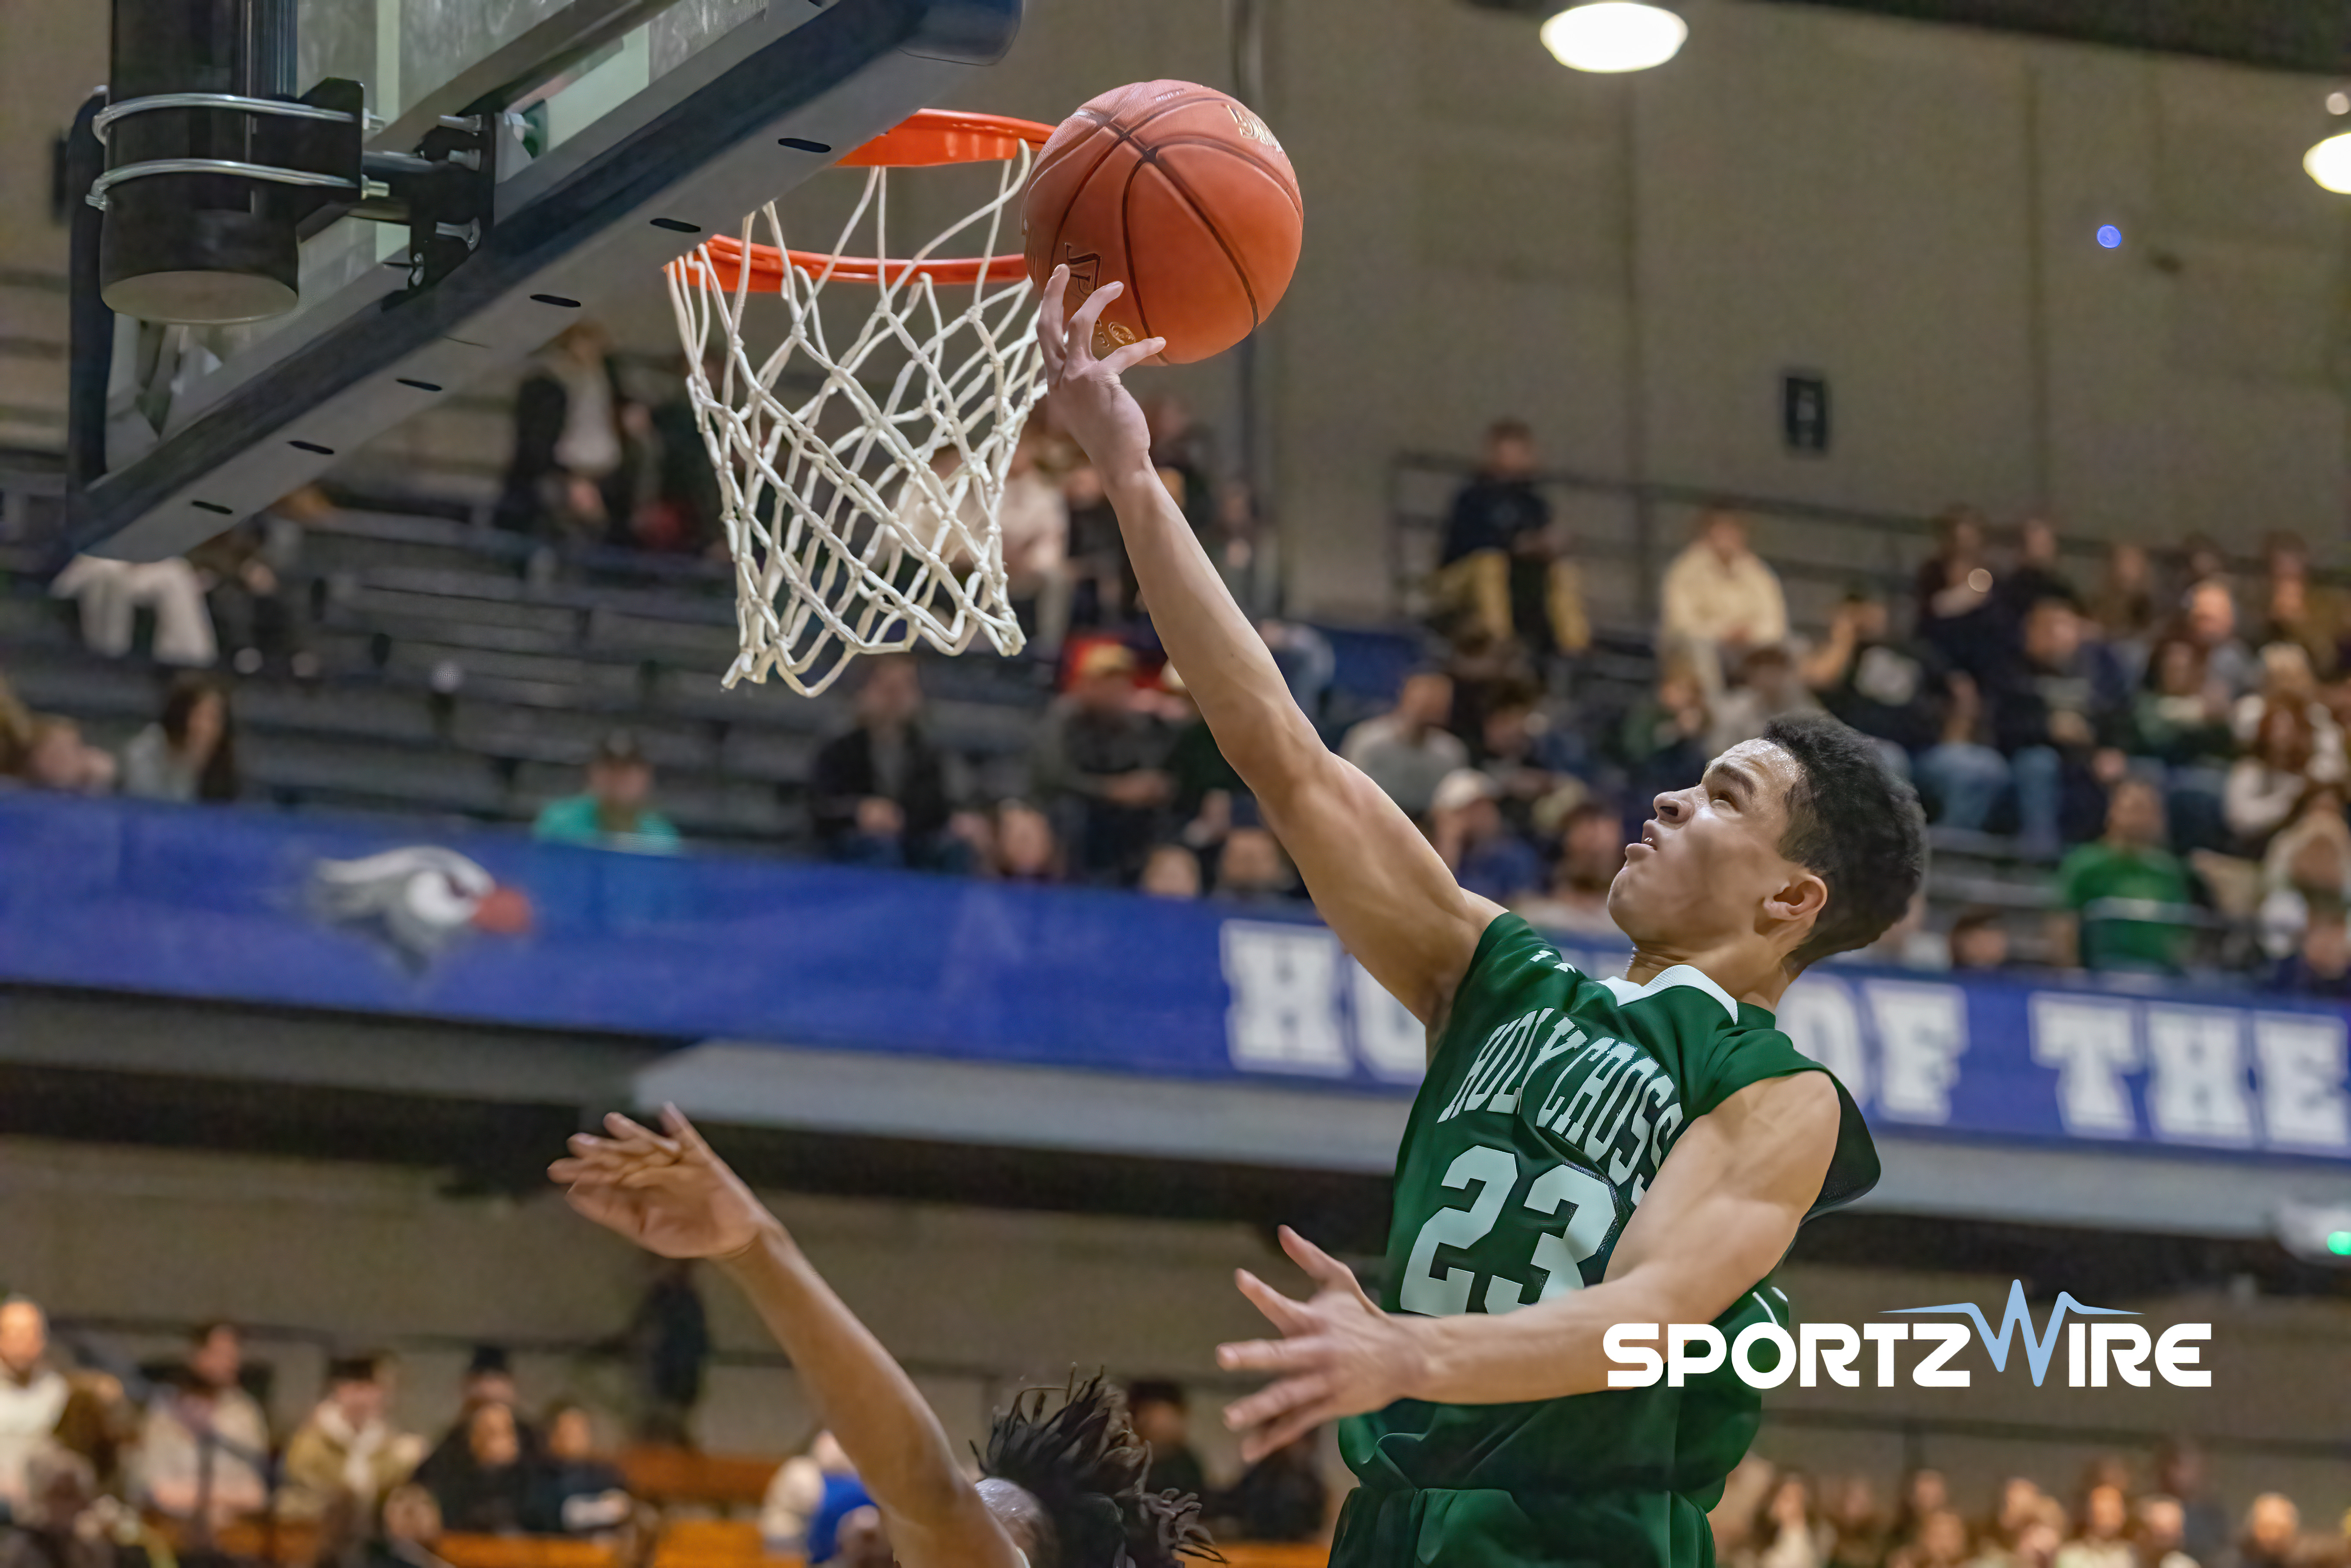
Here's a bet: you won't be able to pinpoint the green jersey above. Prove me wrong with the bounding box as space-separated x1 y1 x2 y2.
1333 915 1879 1568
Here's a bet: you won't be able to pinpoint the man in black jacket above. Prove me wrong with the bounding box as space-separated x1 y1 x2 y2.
810 657 978 873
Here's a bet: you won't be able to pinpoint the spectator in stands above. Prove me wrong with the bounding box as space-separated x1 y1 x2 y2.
413 1349 534 1508
1123 1382 1205 1502
1212 823 1297 903
1205 481 1281 625
2154 1438 2228 1568
2131 636 2237 854
1992 597 2127 855
2270 905 2351 998
1144 395 1213 534
1995 517 2077 628
495 322 640 544
1891 1509 1971 1568
1821 1476 1885 1568
1061 465 1134 632
2179 534 2228 596
1515 801 1625 939
2233 644 2347 783
425 1402 530 1534
2232 1494 2300 1568
1705 644 1823 762
1891 1467 1951 1549
2055 1484 2132 1568
1745 1470 1830 1568
1433 420 1586 659
1802 588 1944 772
0 1298 67 1518
2180 580 2258 701
2086 542 2158 689
986 800 1061 884
2132 1495 2196 1568
133 1322 269 1528
1916 672 2008 833
2257 531 2344 680
623 1261 707 1446
1915 508 2003 680
529 1404 630 1537
48 555 218 669
10 719 116 796
1000 427 1074 656
1339 670 1467 819
2254 781 2351 961
0 1451 124 1568
1138 843 1203 898
1212 1430 1326 1543
1658 509 1788 694
2225 705 2320 854
2050 777 2200 974
1029 643 1170 883
120 675 238 805
759 1432 864 1559
811 657 977 873
637 356 722 555
282 1354 423 1525
1428 769 1542 904
363 1484 449 1568
1947 907 2011 972
533 732 681 854
1473 685 1586 839
1619 658 1710 840
188 489 318 680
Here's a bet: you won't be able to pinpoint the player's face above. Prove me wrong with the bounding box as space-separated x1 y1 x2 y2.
1608 740 1805 949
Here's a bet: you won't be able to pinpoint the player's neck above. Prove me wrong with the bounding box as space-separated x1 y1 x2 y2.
1623 943 1793 1012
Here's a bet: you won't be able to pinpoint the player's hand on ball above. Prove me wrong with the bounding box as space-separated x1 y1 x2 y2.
1036 266 1164 487
1216 1225 1427 1461
550 1105 775 1261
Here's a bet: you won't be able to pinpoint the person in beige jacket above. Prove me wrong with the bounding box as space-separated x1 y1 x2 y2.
281 1356 426 1526
1657 509 1789 695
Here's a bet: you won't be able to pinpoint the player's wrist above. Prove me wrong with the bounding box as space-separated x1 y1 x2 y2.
1102 463 1169 509
1387 1315 1444 1404
713 1212 793 1271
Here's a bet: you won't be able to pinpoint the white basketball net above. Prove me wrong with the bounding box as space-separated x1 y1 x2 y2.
666 138 1045 695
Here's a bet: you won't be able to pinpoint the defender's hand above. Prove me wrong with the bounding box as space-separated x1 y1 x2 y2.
1036 266 1164 486
550 1106 774 1260
1216 1226 1427 1461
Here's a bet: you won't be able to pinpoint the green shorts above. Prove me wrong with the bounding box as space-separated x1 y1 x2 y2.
1330 1482 1715 1568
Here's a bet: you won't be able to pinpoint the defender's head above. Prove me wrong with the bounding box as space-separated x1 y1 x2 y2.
1609 713 1925 975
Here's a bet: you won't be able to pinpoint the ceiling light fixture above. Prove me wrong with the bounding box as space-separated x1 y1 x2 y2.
1540 2 1687 73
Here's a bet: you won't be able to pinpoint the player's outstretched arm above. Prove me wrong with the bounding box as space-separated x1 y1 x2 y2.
1037 269 1495 1025
1212 1072 1838 1455
551 1109 1019 1568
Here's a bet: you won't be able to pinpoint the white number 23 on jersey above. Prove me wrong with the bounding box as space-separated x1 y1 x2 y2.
1399 1144 1614 1318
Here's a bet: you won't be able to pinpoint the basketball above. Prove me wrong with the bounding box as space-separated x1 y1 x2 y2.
1021 80 1303 365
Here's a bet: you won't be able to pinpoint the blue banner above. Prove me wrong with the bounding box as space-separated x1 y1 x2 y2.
3 794 2346 1165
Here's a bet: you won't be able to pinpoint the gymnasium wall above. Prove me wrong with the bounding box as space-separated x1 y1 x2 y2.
4 1133 2349 1526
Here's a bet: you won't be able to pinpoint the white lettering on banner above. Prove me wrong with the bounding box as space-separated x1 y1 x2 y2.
2155 1324 2211 1387
2252 1014 2351 1152
1347 958 1430 1083
2144 1006 2257 1146
2030 995 2141 1135
1220 922 1350 1075
1778 977 1871 1106
1865 982 1967 1122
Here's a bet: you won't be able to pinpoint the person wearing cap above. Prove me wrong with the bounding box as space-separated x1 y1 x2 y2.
1028 642 1172 883
533 732 681 853
282 1354 426 1527
1426 768 1542 905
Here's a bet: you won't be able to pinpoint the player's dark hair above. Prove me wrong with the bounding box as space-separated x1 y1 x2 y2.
1763 712 1925 970
980 1373 1216 1568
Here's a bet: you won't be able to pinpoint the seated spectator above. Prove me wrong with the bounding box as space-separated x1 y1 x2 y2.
1473 685 1586 835
2049 778 2201 974
0 1451 132 1568
2232 1494 2300 1568
1917 672 2009 833
2225 705 2319 854
2258 531 2345 680
1818 1478 1884 1568
1619 659 1709 840
48 556 218 668
810 657 979 872
1340 670 1468 819
2232 643 2348 779
2153 1440 2227 1568
1206 480 1281 624
2179 578 2258 701
413 1349 534 1506
2271 901 2351 998
2131 1495 2196 1568
1658 508 1787 694
2255 782 2351 959
1158 665 1245 855
424 1403 530 1535
133 1323 269 1527
2086 541 2157 688
1145 394 1213 532
1947 907 2010 972
999 426 1073 655
2130 636 2236 853
1994 516 2077 629
1802 588 1944 770
759 1433 863 1559
1429 769 1542 904
1914 508 2002 680
533 732 680 853
1029 643 1170 883
986 800 1061 884
1991 597 2127 854
1514 802 1624 939
2054 1484 2132 1568
10 719 116 796
529 1404 630 1537
188 490 319 679
1212 1430 1325 1544
1138 843 1202 898
1889 1509 1971 1568
1213 824 1297 903
1061 465 1134 632
636 357 723 556
1123 1382 1206 1501
281 1354 424 1525
1432 421 1586 658
1705 644 1822 761
495 322 639 543
360 1485 452 1568
120 675 238 804
1746 1469 1829 1568
0 1298 68 1518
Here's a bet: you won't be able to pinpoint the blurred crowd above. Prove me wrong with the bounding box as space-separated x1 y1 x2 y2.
1709 1449 2348 1568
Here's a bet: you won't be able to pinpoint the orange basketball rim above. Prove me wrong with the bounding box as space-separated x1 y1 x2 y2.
674 108 1054 291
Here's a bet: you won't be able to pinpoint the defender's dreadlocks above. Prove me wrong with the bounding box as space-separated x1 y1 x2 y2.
980 1374 1218 1568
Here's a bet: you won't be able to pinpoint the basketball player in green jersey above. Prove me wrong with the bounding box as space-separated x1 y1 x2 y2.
1037 271 1925 1568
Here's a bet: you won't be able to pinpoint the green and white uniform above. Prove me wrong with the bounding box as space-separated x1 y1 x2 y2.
1333 914 1879 1568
